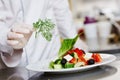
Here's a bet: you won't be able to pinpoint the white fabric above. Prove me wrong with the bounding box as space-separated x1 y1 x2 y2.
0 0 87 68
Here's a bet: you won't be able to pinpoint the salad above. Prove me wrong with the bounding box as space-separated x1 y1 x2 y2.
49 35 102 69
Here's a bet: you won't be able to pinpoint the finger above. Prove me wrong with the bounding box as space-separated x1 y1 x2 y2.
7 40 19 46
14 23 34 32
7 32 24 40
11 26 31 34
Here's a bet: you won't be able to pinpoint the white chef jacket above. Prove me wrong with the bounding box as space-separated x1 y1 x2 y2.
0 0 87 69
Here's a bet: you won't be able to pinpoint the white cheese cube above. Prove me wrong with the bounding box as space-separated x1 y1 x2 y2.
64 55 73 61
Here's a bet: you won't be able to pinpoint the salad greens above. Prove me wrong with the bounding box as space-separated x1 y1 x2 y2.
58 35 79 57
33 19 55 41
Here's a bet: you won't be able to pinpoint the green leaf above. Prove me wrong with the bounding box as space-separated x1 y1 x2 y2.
58 35 79 57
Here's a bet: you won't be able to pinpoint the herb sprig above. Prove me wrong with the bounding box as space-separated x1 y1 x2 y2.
33 19 55 41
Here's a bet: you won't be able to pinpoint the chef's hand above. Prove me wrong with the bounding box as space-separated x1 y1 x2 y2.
7 23 33 49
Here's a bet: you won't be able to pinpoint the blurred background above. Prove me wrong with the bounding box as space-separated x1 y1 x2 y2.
69 0 120 52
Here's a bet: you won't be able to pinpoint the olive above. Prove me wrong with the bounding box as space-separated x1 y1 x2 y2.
61 58 67 65
87 59 95 65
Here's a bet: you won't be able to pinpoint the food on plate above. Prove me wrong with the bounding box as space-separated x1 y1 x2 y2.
49 34 103 69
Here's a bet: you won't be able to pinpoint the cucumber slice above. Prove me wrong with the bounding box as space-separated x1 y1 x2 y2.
74 52 78 59
54 64 62 69
65 62 74 68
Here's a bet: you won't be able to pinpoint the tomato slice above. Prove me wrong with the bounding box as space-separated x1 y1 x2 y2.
64 48 85 57
78 56 87 64
67 50 74 54
69 58 77 64
92 53 102 62
73 48 85 57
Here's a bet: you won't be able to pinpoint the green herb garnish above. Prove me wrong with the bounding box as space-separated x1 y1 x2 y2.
33 19 55 41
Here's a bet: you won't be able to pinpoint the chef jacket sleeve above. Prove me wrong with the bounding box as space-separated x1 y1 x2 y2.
0 0 23 67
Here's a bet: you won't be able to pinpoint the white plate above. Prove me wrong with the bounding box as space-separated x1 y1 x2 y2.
26 53 116 73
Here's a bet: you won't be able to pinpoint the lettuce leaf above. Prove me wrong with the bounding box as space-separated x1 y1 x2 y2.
58 35 79 57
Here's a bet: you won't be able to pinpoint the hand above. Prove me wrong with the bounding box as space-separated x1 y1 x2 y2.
7 23 33 49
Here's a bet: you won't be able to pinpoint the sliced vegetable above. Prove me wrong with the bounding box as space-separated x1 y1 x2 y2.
54 64 62 69
65 62 74 68
78 56 87 64
73 48 85 57
92 53 102 62
74 52 79 59
69 58 77 64
67 50 74 54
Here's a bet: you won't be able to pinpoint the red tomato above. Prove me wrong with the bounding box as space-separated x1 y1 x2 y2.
92 53 102 62
73 48 85 58
78 57 87 65
69 58 77 64
67 50 74 54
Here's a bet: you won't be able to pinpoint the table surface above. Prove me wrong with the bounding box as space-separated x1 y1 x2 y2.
0 52 120 80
